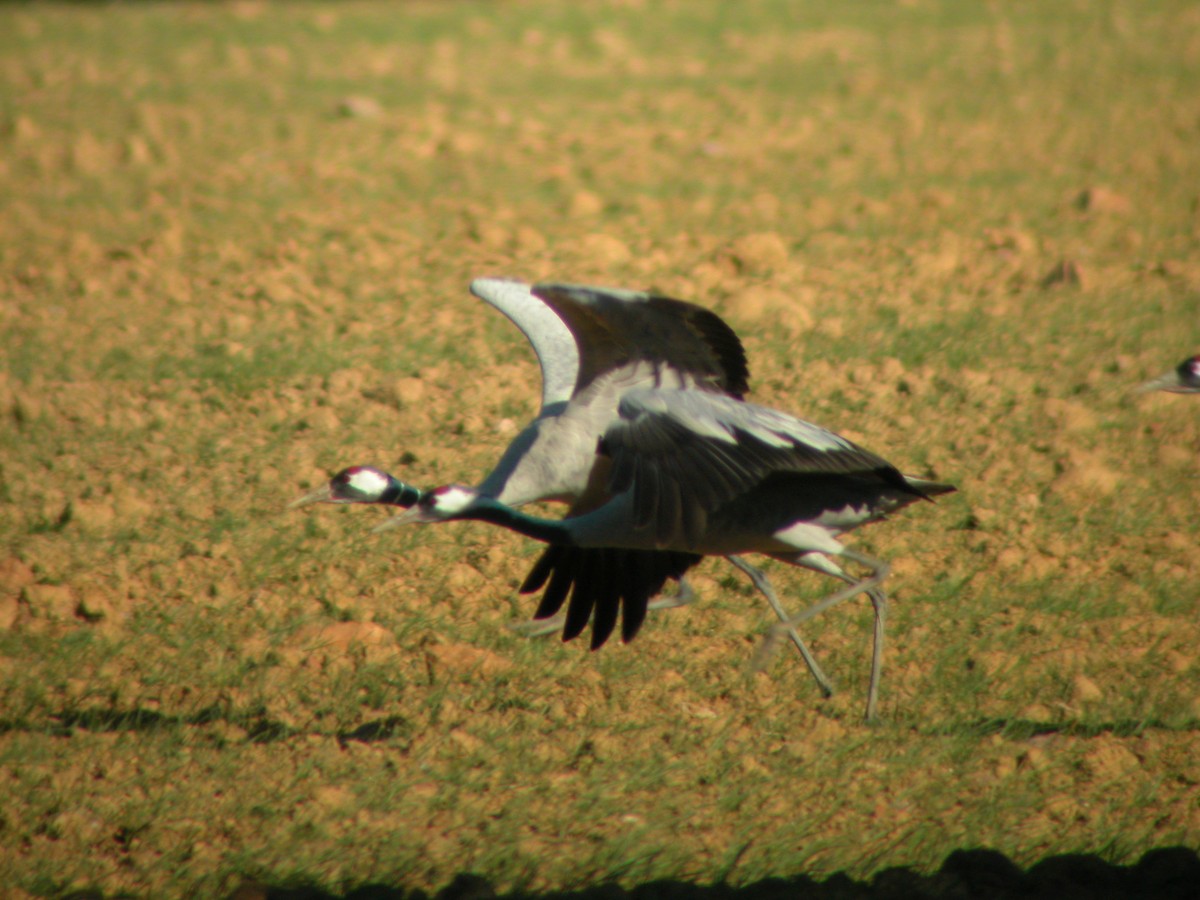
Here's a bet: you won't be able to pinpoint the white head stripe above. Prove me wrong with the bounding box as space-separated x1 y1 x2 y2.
347 468 390 495
432 486 477 514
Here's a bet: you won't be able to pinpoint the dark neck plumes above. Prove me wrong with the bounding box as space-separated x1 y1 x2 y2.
450 498 575 546
382 481 422 508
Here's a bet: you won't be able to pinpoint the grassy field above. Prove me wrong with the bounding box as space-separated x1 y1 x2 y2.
2 0 1199 896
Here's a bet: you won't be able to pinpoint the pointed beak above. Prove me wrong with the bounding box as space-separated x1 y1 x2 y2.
1137 371 1184 394
372 506 426 533
288 484 334 509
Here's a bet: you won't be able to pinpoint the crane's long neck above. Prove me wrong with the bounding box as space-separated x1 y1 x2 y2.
453 497 576 546
381 480 423 508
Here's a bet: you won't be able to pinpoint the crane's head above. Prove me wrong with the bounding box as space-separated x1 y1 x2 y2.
1139 355 1200 394
371 484 483 531
289 466 420 509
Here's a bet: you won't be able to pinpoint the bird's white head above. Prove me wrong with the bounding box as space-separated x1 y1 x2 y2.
421 484 482 518
289 465 390 508
330 466 395 502
289 465 420 510
371 484 482 532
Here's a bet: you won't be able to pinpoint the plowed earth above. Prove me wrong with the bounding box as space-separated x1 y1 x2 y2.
1 1 1198 897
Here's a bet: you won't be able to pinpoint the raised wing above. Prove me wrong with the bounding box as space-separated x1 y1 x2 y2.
470 278 580 410
470 278 750 414
531 282 750 399
603 389 924 548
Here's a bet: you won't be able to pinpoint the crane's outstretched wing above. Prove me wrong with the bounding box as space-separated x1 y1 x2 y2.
519 545 702 649
602 389 926 549
469 278 750 413
470 278 581 410
531 282 749 399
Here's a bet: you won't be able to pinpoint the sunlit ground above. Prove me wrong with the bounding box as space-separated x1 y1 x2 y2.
0 1 1197 896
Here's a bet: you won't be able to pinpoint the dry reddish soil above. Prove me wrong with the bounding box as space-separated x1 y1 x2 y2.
1 2 1198 897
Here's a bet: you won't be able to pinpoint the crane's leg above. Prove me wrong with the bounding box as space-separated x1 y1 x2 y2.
753 548 890 723
865 584 886 725
726 555 835 699
507 614 566 638
508 577 695 637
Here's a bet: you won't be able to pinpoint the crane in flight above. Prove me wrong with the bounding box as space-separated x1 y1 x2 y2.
293 278 836 696
375 384 954 722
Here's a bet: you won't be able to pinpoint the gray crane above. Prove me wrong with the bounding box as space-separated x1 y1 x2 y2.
293 278 835 695
378 387 955 722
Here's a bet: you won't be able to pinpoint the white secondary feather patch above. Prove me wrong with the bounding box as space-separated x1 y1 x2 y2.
620 389 855 452
810 502 877 531
771 521 847 555
568 284 650 305
738 403 855 452
617 388 737 443
675 410 740 443
739 422 796 448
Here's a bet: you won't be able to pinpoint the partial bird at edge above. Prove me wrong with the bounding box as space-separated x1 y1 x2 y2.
1138 354 1200 394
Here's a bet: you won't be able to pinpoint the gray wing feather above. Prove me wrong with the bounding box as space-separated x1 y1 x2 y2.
605 390 918 548
470 277 751 411
530 283 750 398
470 278 580 410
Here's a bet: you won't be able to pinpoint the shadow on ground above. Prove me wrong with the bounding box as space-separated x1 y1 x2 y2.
32 710 1198 900
12 705 1200 746
211 847 1200 900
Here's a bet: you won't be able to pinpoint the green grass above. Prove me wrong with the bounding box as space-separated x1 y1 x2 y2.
1 0 1199 896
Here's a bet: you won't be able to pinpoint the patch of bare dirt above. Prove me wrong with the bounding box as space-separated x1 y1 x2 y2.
1 1 1198 896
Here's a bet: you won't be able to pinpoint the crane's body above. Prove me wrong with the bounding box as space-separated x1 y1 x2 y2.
293 278 836 696
422 476 937 556
381 385 955 721
387 388 951 558
475 360 708 506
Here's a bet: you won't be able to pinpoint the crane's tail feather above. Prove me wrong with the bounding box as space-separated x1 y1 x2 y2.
903 475 956 501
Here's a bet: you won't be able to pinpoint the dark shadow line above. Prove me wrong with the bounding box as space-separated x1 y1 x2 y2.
224 845 1200 900
4 707 1199 747
0 706 413 747
917 716 1200 740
